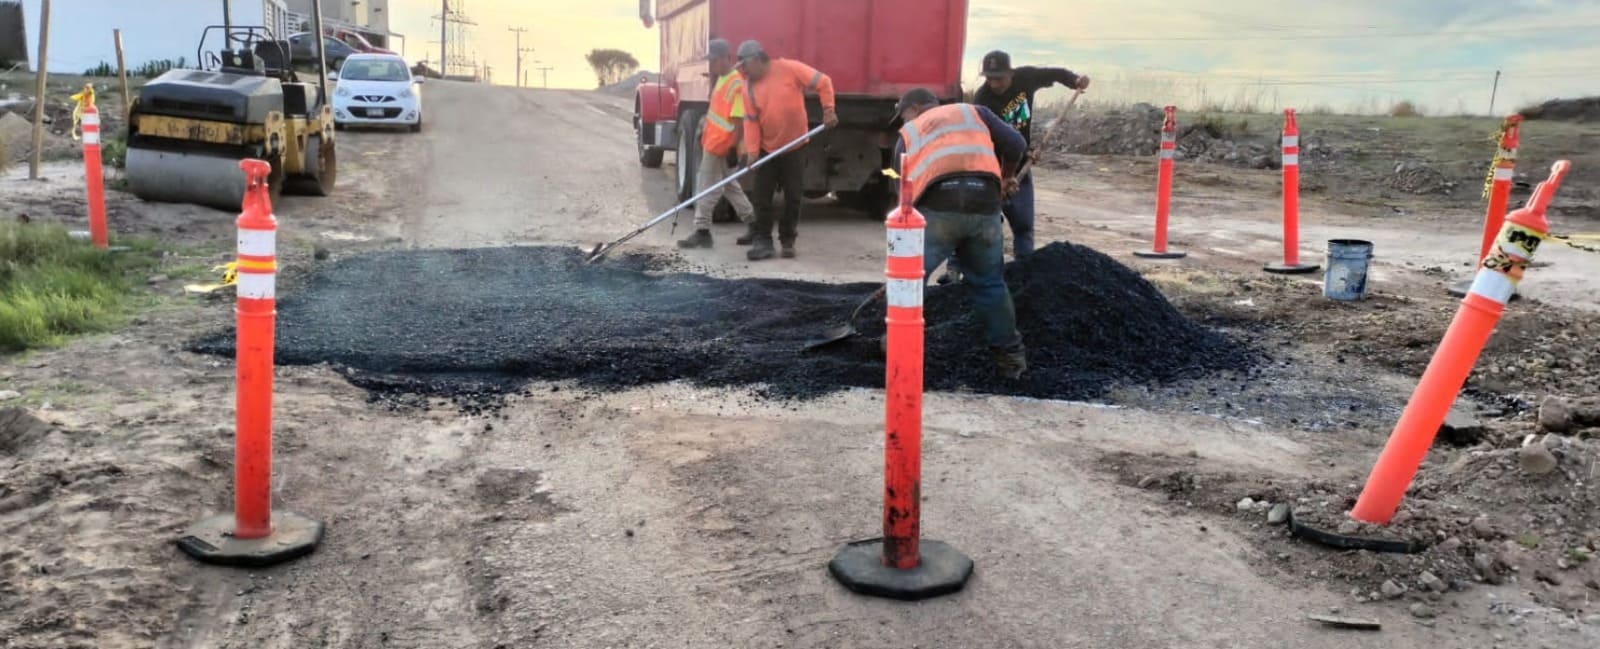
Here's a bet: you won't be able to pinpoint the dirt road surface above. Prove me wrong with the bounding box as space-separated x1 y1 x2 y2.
4 81 1599 648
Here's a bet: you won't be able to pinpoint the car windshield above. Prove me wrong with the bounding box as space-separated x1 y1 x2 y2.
341 60 410 82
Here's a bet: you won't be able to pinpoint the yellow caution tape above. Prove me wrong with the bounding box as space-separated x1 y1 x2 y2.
1481 117 1516 201
881 168 901 180
1549 234 1600 254
182 263 239 295
68 84 96 142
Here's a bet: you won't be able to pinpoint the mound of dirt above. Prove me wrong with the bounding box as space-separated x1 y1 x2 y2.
190 243 1256 402
1108 433 1600 612
597 72 659 98
1520 97 1600 123
1053 102 1163 156
1389 161 1456 195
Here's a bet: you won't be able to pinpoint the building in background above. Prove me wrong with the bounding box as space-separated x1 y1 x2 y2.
284 0 404 57
12 0 288 73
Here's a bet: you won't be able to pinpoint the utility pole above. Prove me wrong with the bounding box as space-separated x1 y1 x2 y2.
222 0 232 31
28 0 50 180
1489 69 1502 116
537 65 553 89
440 0 448 77
311 0 327 98
508 27 527 87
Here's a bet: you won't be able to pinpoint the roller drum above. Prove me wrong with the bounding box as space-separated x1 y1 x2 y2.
126 147 251 211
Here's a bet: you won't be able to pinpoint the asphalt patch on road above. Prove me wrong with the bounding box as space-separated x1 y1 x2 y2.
190 243 1257 403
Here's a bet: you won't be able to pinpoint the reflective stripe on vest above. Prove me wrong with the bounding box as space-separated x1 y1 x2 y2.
900 104 1003 203
701 72 746 156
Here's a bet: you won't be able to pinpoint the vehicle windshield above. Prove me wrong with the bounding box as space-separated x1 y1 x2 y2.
340 59 410 82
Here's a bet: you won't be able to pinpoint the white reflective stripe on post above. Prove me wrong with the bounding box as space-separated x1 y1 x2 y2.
1159 149 1175 159
1282 135 1298 147
1498 149 1517 161
237 273 276 300
887 228 924 258
1283 154 1299 165
886 278 923 308
1160 132 1176 143
238 229 277 257
83 113 100 127
82 132 100 145
1468 269 1515 304
1493 168 1515 181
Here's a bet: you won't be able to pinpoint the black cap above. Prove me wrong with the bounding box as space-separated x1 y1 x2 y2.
736 40 765 63
981 50 1013 77
889 88 941 126
705 38 733 61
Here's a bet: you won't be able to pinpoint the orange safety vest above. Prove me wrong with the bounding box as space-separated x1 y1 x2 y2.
900 104 1003 204
701 71 746 157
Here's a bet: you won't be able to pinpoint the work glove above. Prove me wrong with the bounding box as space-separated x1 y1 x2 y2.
823 107 839 129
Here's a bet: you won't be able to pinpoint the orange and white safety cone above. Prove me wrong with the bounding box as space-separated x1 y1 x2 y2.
1265 109 1320 274
829 156 973 601
1449 115 1522 297
177 159 325 567
1350 160 1571 525
1135 106 1187 260
71 85 109 249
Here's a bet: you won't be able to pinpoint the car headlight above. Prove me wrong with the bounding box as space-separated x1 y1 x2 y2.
336 87 352 97
399 88 412 99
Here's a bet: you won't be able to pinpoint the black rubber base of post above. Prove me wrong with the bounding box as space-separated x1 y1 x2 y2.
1447 278 1520 301
176 511 325 568
1264 262 1321 275
828 538 974 601
1133 250 1188 260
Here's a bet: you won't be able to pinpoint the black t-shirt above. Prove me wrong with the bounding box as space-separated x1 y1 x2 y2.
973 66 1080 145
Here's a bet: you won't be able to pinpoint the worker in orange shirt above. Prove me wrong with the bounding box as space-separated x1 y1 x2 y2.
735 40 838 261
677 38 755 249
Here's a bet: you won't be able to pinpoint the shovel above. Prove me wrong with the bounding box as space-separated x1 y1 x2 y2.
587 124 828 264
801 286 885 351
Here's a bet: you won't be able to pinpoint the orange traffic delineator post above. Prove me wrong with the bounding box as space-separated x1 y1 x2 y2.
1265 109 1319 275
177 159 324 567
1449 115 1523 298
1135 106 1187 260
1350 160 1571 525
829 157 973 601
71 85 109 249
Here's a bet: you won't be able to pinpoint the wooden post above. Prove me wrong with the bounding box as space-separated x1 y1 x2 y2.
29 0 51 180
114 30 130 123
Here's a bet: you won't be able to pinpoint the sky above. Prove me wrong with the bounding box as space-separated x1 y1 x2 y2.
387 0 1600 113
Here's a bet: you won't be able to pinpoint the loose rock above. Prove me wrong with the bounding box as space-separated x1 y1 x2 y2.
1438 407 1487 446
1267 503 1290 525
0 390 21 401
1236 497 1255 512
1539 396 1575 433
1408 603 1437 619
1470 515 1496 539
1518 441 1559 475
1418 571 1446 593
1381 579 1406 599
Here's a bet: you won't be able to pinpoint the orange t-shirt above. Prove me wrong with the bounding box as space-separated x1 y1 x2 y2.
742 58 836 155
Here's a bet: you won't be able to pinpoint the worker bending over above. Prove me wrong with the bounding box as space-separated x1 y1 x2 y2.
891 88 1028 379
736 40 838 261
678 38 755 249
942 50 1090 283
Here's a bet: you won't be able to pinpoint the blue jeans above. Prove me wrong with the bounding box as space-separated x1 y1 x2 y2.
943 173 1035 276
922 207 1021 350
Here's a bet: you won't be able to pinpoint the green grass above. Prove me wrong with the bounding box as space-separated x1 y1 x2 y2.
0 221 158 352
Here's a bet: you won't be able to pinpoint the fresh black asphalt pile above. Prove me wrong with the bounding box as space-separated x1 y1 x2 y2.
190 243 1256 402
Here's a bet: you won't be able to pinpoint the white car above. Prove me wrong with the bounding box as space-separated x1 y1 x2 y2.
331 54 423 132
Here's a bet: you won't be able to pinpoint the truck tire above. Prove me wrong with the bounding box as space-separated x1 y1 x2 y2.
636 101 664 168
676 108 704 201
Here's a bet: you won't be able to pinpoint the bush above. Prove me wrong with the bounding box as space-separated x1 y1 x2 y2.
101 128 128 169
0 221 156 352
1390 101 1422 117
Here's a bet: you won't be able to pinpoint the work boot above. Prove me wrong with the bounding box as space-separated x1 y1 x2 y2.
676 229 713 249
992 344 1027 380
747 240 776 261
736 223 757 246
780 244 796 259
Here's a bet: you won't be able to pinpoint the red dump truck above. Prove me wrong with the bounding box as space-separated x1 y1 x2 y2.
635 0 970 214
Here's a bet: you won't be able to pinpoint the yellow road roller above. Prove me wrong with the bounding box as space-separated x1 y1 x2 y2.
127 26 336 211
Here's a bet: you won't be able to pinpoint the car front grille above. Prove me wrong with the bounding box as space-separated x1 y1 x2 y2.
355 95 396 103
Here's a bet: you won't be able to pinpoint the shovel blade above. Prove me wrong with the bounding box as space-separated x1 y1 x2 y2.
801 324 859 352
